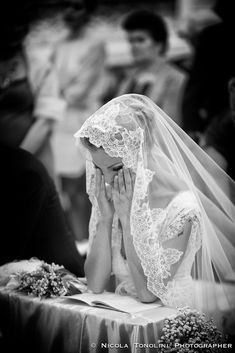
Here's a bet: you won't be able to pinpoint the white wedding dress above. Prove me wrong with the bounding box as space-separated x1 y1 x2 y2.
111 190 202 307
76 93 235 332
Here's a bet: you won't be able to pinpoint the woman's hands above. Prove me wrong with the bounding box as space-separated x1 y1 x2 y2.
113 167 135 229
95 168 114 223
94 166 135 227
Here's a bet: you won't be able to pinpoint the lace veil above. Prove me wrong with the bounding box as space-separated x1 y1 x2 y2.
74 94 235 331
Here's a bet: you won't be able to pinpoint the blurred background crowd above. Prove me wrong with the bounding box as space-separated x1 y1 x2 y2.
1 0 235 261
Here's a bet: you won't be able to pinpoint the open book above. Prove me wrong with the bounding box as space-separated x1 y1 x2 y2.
64 291 162 314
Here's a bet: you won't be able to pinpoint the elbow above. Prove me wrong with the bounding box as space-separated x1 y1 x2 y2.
89 287 104 294
84 259 89 278
139 297 157 304
138 290 157 304
86 279 106 294
84 255 112 294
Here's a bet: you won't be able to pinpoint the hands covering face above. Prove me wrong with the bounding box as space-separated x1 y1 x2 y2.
95 168 114 222
94 166 136 227
112 167 136 228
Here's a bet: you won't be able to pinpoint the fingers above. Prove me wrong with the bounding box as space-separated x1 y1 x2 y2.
100 174 106 196
130 169 136 186
115 168 135 196
113 174 119 197
95 168 109 202
118 169 125 194
95 166 136 204
95 168 101 196
105 183 112 201
95 168 107 199
123 167 132 196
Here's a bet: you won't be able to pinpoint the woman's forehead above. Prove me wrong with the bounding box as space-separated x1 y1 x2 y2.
90 149 122 167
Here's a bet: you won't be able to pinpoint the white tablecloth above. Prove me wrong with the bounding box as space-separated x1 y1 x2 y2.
0 287 178 353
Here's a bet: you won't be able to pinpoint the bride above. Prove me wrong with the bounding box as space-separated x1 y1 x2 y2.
74 94 235 332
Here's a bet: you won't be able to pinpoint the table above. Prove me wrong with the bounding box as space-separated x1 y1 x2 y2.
0 287 178 353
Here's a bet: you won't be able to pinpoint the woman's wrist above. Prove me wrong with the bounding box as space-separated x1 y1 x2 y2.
120 218 130 234
99 217 113 227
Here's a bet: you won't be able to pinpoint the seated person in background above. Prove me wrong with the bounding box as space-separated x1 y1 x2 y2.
0 143 84 277
74 94 235 332
202 77 235 180
103 10 186 126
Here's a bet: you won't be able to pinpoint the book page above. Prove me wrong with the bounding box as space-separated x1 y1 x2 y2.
65 292 162 313
65 292 98 306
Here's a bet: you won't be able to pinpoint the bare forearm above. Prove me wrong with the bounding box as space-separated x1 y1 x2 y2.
85 219 112 293
122 222 157 303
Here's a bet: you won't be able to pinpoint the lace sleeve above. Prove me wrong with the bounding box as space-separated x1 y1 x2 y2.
145 194 202 307
160 208 202 307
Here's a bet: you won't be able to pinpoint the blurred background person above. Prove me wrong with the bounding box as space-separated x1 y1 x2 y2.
0 142 85 277
0 2 58 180
0 0 86 275
1 0 100 246
181 0 235 140
201 77 235 181
22 1 86 184
0 0 76 184
101 9 187 127
52 17 106 242
0 0 86 253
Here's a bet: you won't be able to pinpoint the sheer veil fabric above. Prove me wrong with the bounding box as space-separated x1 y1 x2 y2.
74 94 235 332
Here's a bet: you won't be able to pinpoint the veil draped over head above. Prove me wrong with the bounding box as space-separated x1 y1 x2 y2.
74 94 235 332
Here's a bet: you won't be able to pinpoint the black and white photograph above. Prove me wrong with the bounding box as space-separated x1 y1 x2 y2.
0 0 235 352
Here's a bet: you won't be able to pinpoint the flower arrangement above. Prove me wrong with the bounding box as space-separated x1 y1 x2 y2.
158 307 227 353
15 262 86 299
